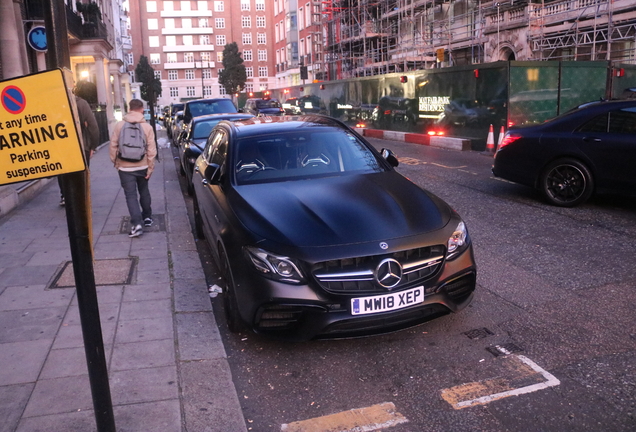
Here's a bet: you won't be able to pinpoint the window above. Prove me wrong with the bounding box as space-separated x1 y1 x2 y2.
203 85 212 97
258 50 267 61
219 85 227 96
129 71 135 83
184 52 194 62
241 0 250 11
199 18 208 28
180 1 191 11
166 35 176 46
258 66 268 77
216 35 226 46
245 83 253 92
246 66 253 78
198 1 208 10
126 53 134 65
215 18 225 29
242 16 251 28
242 33 252 44
149 36 159 47
170 87 179 97
168 70 178 80
298 8 304 29
186 86 196 97
217 52 224 62
150 53 161 64
146 1 157 13
243 50 253 61
185 69 195 79
257 33 266 44
183 34 194 46
256 16 266 28
306 3 311 26
217 68 224 76
154 70 161 79
275 24 279 43
214 1 224 12
202 69 212 79
201 52 211 61
200 35 210 45
255 0 264 10
165 18 175 29
182 18 192 28
148 18 158 30
167 53 177 63
164 1 173 12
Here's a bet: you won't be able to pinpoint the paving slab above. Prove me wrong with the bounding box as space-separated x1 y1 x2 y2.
0 339 52 385
0 383 34 432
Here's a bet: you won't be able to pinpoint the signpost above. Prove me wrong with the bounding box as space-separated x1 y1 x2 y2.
0 69 86 185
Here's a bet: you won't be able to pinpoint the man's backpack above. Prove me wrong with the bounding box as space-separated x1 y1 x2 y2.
117 122 147 162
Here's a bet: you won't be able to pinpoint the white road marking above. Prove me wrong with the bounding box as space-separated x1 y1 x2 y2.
441 345 560 410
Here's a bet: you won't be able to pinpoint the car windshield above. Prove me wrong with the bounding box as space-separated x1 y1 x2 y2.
255 100 281 109
189 100 237 117
234 129 384 185
193 120 222 139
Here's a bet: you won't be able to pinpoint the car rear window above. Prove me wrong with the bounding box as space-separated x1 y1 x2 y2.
255 100 281 109
188 100 237 117
233 129 384 185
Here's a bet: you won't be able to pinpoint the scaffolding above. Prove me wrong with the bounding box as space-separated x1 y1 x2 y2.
322 0 636 80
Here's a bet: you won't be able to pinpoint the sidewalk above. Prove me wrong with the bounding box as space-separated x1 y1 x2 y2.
0 130 247 432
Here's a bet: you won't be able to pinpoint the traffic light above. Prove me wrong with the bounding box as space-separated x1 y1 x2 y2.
300 66 308 80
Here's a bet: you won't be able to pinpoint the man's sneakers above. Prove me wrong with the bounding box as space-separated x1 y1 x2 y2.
144 217 153 227
129 224 143 238
59 196 65 206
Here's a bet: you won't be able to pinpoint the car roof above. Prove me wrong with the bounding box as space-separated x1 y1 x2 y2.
192 113 254 123
186 98 232 105
217 115 351 138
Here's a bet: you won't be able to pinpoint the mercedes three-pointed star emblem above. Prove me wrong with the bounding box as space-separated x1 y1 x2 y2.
375 258 403 289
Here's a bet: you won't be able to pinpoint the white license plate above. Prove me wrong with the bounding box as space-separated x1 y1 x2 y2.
351 286 424 316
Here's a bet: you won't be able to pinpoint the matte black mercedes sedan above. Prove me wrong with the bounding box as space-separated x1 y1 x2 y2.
493 100 636 207
192 116 476 340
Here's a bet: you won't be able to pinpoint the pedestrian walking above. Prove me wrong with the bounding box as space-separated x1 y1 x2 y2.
109 99 157 238
59 93 100 206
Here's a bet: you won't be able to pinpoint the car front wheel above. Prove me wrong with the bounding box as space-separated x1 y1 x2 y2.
219 247 244 333
540 158 594 207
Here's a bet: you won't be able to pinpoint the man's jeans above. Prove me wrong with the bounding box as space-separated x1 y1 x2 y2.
118 169 151 227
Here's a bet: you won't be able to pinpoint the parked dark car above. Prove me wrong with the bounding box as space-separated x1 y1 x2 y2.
178 113 254 194
183 98 238 124
492 100 636 207
242 98 285 116
166 103 184 139
191 115 476 341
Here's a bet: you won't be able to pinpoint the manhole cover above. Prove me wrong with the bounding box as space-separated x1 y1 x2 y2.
119 214 165 234
50 257 137 288
463 327 494 340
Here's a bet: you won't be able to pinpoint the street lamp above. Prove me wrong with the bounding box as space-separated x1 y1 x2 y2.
496 2 501 61
196 59 209 98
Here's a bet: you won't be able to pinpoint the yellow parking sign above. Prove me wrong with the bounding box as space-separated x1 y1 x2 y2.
0 68 86 185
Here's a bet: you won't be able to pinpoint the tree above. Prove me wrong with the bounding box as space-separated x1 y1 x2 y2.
218 42 247 100
135 55 162 157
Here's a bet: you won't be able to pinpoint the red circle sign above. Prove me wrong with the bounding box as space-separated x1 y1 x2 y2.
1 85 27 115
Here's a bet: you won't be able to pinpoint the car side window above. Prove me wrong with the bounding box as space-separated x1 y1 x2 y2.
204 130 224 162
608 108 636 134
578 113 608 133
210 131 229 166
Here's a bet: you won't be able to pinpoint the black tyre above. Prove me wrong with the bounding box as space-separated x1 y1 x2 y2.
192 194 205 239
540 158 594 207
219 247 244 333
179 160 186 176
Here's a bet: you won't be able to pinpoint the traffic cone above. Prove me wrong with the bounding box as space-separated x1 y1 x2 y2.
482 124 495 155
497 126 505 147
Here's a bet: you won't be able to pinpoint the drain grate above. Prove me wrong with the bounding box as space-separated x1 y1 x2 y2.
119 214 165 235
463 327 494 340
486 343 524 357
49 257 137 288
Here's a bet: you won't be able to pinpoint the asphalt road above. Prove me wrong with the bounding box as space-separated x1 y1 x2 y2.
173 138 636 432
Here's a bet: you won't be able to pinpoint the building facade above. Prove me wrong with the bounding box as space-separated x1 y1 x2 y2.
128 0 280 107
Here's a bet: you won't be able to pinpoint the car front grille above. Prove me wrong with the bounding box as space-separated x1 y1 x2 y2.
312 245 445 294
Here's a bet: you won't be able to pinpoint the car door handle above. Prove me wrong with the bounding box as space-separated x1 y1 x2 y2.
583 136 601 142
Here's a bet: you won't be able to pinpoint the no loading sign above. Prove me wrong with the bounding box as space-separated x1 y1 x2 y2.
1 86 27 115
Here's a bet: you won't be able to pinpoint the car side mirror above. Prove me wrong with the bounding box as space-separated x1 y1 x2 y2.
381 148 399 167
204 163 222 184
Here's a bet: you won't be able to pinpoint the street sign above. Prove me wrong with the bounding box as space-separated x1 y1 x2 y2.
0 69 86 185
27 26 48 52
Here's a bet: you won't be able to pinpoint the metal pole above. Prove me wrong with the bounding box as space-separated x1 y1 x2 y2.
44 2 116 431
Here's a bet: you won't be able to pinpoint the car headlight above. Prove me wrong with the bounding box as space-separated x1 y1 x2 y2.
245 247 305 283
446 221 469 260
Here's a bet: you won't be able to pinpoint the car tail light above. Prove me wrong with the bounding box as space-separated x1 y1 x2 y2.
427 130 445 136
497 134 521 151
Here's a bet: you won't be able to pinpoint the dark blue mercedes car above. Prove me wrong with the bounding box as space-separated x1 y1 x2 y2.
192 115 476 340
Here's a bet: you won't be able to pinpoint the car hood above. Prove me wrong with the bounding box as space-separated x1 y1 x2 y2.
230 172 451 247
